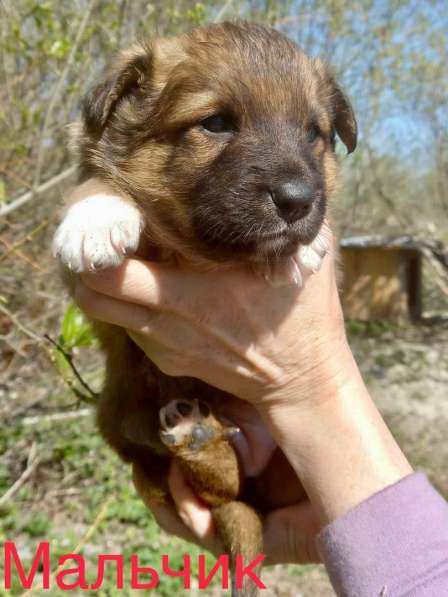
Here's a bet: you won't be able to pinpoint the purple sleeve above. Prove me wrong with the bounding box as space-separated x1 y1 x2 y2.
316 472 448 596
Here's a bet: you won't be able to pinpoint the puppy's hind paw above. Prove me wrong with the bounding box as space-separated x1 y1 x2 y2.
159 399 238 453
159 399 215 451
52 194 144 273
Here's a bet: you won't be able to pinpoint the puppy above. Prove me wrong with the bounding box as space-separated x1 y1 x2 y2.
53 21 356 596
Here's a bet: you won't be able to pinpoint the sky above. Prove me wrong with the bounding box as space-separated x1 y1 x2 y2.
266 0 448 168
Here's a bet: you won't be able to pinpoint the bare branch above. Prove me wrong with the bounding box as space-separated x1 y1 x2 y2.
0 302 42 343
0 219 52 263
22 409 93 427
214 0 234 22
32 0 96 190
44 334 99 402
0 444 40 508
0 236 46 272
0 165 77 218
421 247 448 298
0 304 97 404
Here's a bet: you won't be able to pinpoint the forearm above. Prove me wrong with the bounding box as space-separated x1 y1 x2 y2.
259 340 413 525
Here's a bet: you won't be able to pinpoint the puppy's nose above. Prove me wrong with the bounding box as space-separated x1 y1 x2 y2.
271 181 314 223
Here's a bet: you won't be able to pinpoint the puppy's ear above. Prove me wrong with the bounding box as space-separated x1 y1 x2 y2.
326 72 357 154
82 45 152 136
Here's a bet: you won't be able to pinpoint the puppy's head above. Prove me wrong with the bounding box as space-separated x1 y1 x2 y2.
76 22 357 264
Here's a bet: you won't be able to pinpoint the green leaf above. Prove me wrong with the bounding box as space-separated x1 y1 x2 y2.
60 303 96 349
48 38 71 59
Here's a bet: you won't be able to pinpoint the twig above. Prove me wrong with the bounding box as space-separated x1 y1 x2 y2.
0 302 42 343
0 219 52 263
0 165 77 218
0 236 46 272
70 497 112 555
9 395 47 418
363 144 411 229
22 408 93 427
0 164 33 191
0 304 97 404
421 247 448 298
46 488 83 498
0 1 20 130
44 334 99 401
32 1 95 190
0 444 40 508
27 442 38 467
214 0 234 22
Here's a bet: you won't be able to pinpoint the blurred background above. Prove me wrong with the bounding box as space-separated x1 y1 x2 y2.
0 1 447 595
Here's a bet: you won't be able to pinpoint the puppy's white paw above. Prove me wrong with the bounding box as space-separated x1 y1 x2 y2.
261 227 330 288
297 232 329 275
52 194 144 272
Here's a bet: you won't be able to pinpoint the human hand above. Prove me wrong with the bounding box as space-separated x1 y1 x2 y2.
76 235 411 526
75 232 351 411
133 460 321 565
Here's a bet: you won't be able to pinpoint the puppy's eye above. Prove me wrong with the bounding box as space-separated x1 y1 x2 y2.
306 124 322 144
200 114 235 134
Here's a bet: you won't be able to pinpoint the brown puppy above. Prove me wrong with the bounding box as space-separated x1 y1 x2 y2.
53 21 357 595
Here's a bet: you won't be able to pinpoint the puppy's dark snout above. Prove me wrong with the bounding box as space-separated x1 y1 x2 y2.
271 180 314 223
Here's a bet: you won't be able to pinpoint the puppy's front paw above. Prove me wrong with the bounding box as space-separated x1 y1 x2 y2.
262 229 330 288
296 231 329 275
52 194 144 272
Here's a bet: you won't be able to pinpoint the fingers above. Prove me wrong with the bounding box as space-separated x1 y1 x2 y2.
81 259 165 308
134 460 321 565
75 280 155 332
133 462 221 555
81 258 226 313
79 236 338 321
80 258 262 318
168 462 221 552
263 501 322 565
150 503 201 545
76 279 196 351
76 279 233 381
133 463 199 545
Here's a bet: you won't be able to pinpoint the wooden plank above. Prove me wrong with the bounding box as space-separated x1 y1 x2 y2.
340 247 412 321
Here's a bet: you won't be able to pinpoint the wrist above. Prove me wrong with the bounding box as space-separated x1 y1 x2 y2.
258 351 413 524
260 334 358 409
